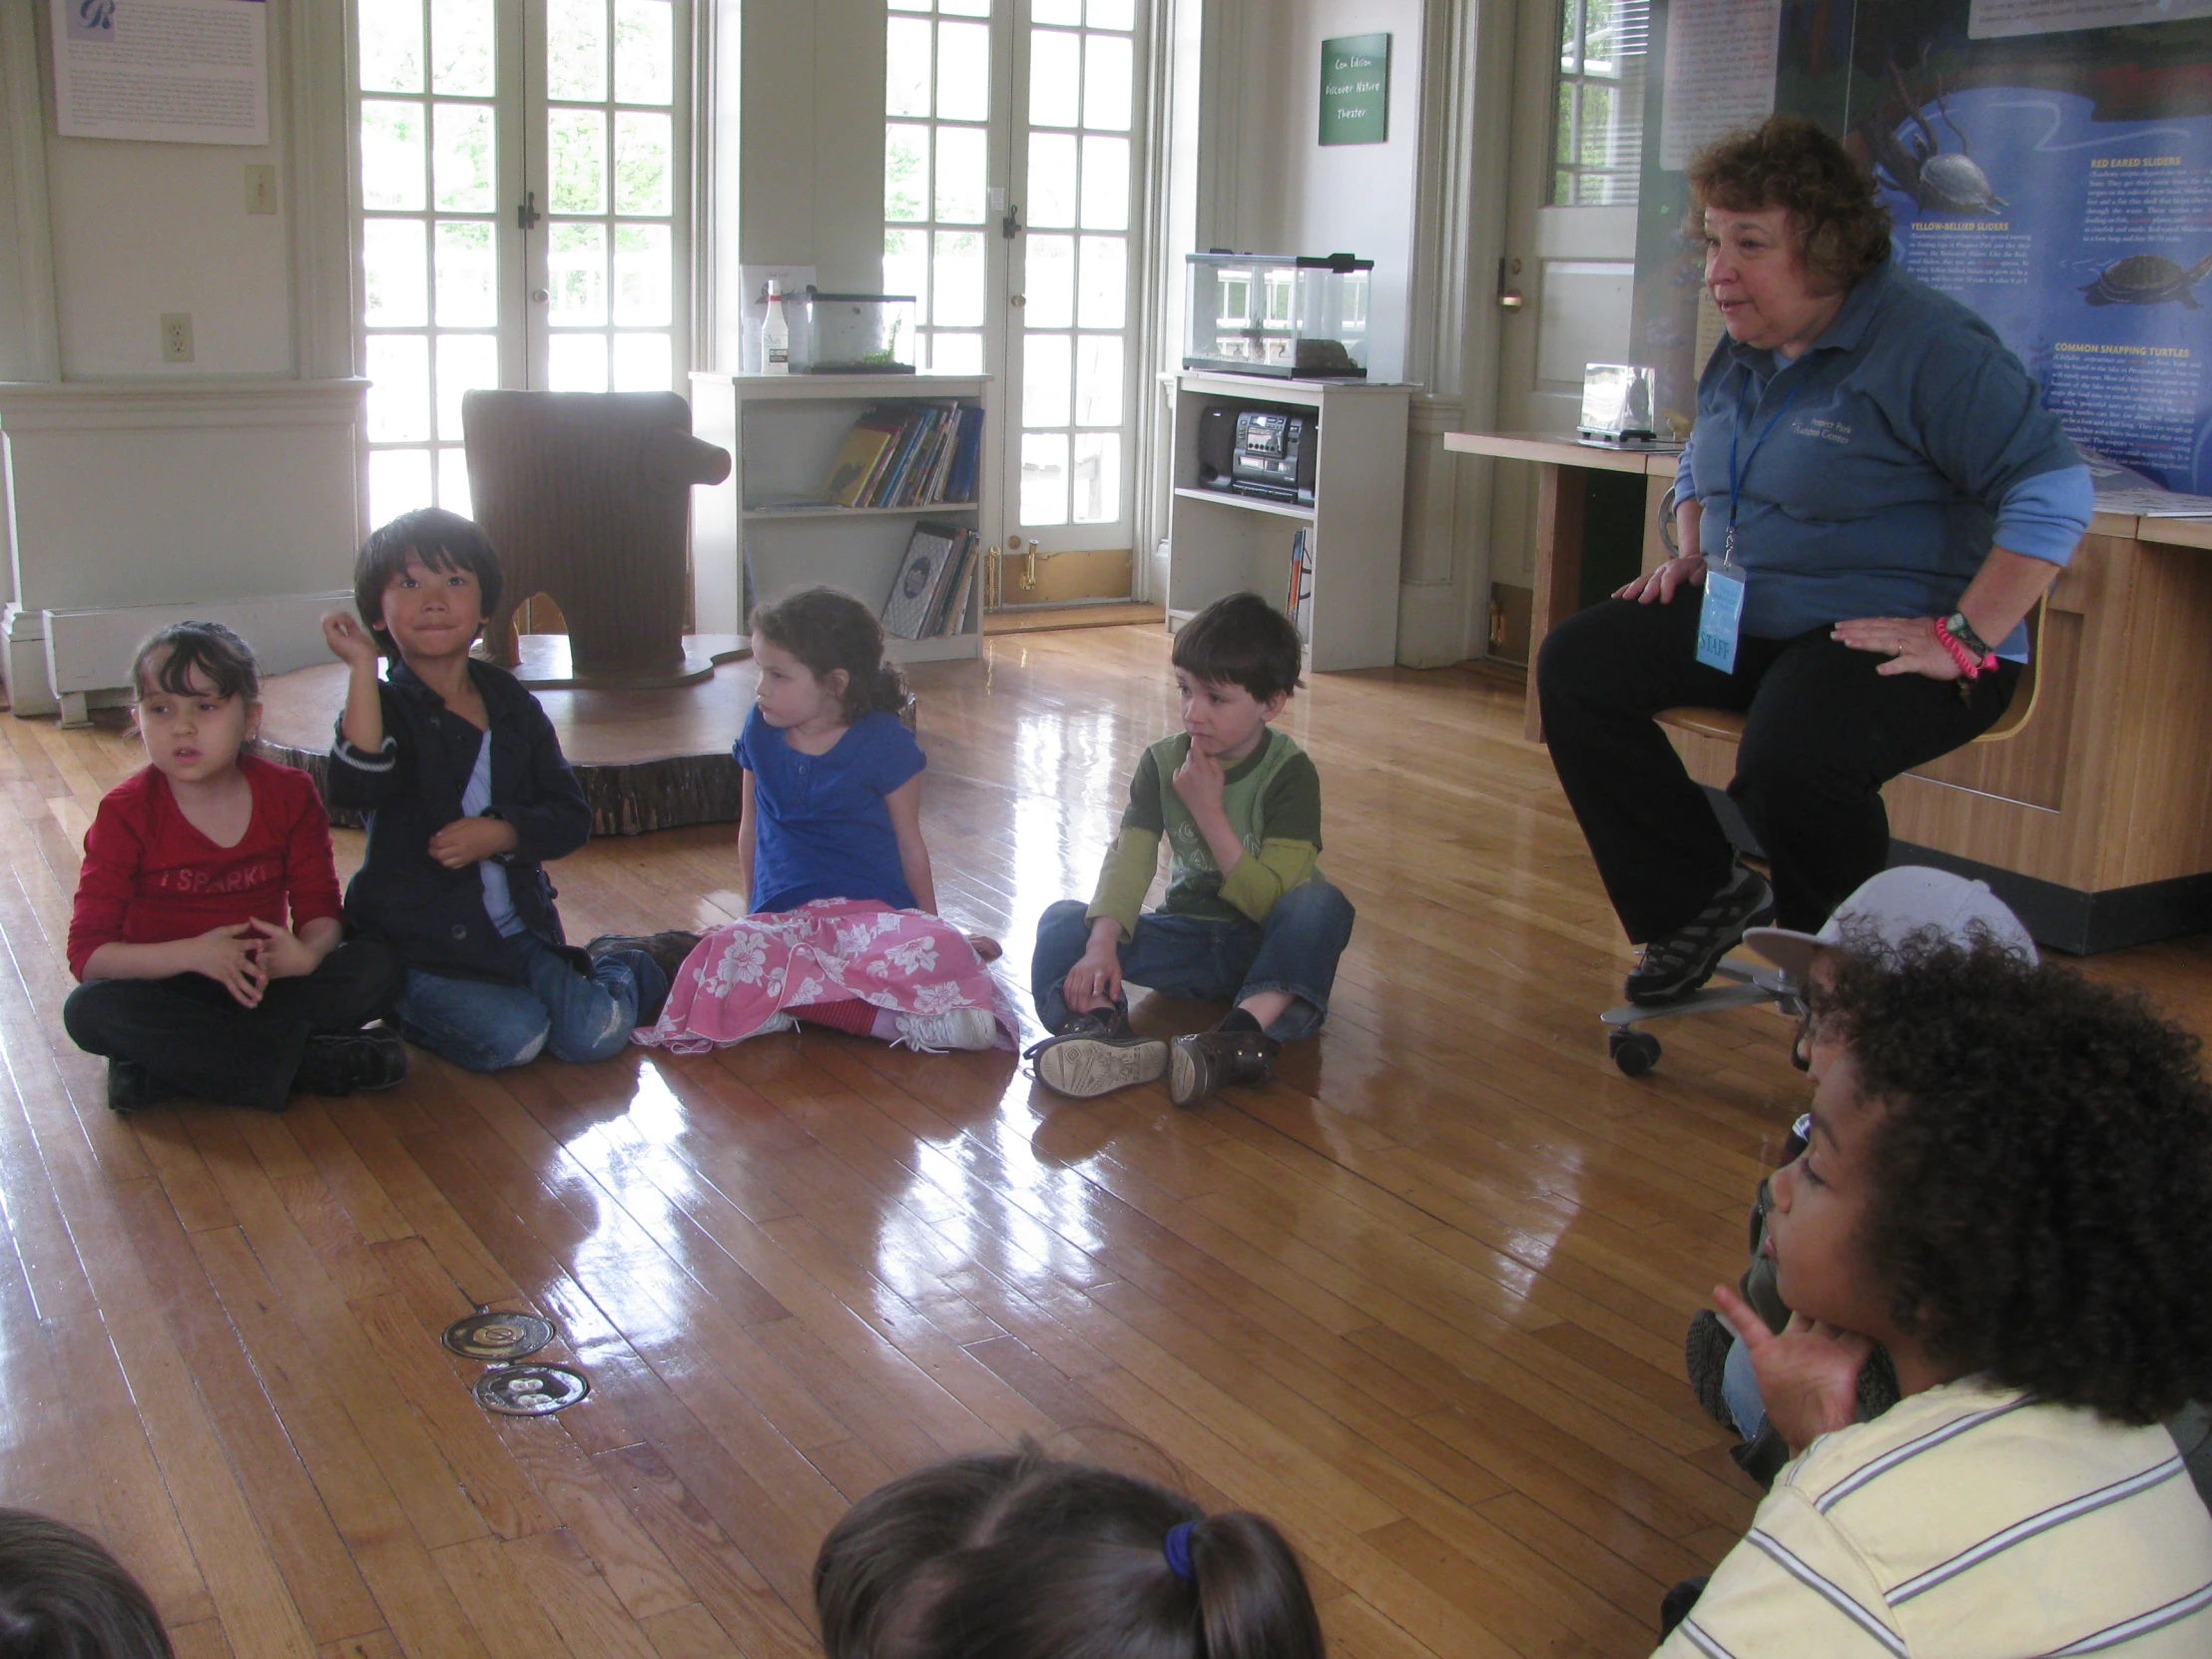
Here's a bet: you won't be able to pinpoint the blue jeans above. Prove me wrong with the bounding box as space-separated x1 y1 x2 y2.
1723 1335 1768 1440
1030 878 1355 1041
394 931 667 1073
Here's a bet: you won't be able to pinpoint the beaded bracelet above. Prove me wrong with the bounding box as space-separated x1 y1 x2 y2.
1934 617 1997 681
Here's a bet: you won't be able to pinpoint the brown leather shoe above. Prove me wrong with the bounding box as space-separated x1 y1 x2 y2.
588 930 702 981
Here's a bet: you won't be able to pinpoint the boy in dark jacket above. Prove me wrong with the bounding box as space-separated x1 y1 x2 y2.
321 509 692 1072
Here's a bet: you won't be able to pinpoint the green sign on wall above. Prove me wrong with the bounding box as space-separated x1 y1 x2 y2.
1320 33 1390 147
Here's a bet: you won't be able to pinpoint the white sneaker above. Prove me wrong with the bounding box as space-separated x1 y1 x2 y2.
749 1011 798 1038
890 1007 997 1053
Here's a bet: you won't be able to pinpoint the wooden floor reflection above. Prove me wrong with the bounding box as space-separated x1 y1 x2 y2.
5 623 2209 1659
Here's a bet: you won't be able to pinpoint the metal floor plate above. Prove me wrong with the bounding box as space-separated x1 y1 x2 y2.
473 1364 590 1415
442 1312 556 1363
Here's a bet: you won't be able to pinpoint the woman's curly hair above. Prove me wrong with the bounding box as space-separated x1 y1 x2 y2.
1811 934 2212 1423
1689 115 1893 289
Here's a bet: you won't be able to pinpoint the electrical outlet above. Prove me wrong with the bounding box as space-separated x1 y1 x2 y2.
245 163 277 215
159 312 194 363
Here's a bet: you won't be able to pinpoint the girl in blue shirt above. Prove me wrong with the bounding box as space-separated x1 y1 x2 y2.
637 587 1007 1054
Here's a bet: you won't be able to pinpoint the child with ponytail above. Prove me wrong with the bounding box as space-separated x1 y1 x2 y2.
635 586 1010 1054
814 1445 1329 1659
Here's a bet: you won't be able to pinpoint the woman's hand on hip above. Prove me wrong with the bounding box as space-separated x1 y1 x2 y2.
1615 555 1705 604
1831 615 1962 680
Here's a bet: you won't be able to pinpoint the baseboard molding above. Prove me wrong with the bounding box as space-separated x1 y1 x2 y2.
1697 783 2212 955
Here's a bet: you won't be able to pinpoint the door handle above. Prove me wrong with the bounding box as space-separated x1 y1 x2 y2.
1010 293 1026 307
1002 202 1023 240
1498 289 1525 310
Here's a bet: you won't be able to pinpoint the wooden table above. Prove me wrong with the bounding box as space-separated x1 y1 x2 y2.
1444 429 2212 952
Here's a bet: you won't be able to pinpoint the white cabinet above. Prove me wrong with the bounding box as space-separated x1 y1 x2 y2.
691 372 993 664
1166 372 1409 672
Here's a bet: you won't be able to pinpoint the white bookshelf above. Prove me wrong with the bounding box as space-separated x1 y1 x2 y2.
1166 372 1409 673
691 372 993 664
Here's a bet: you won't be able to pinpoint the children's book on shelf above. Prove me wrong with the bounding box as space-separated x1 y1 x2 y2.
817 401 980 510
1286 527 1315 642
881 522 981 640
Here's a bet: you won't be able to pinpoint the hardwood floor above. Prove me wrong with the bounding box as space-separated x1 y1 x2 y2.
4 623 2207 1659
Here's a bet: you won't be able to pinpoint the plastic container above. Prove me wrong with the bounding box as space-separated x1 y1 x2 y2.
788 290 917 373
1183 253 1372 379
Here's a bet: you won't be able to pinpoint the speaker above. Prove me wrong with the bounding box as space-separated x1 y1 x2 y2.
1197 404 1238 490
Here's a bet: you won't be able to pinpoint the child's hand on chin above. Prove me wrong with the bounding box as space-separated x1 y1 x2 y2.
184 922 270 1007
1172 742 1227 815
322 610 380 670
428 816 521 869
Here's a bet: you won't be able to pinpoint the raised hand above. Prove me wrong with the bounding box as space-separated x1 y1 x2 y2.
322 609 381 669
1714 1281 1874 1457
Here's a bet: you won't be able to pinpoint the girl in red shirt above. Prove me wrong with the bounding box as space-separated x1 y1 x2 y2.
62 622 407 1113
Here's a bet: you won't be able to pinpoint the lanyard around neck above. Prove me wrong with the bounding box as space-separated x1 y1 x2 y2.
1723 363 1809 565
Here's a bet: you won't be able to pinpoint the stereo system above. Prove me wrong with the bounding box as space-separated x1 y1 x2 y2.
1196 403 1319 507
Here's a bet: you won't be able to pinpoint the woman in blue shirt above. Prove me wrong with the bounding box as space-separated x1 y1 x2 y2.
1536 115 2090 1005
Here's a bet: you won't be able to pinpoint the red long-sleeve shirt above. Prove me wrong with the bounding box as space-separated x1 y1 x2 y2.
68 756 345 980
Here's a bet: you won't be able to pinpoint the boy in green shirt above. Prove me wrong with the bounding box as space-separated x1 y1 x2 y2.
1026 593 1355 1107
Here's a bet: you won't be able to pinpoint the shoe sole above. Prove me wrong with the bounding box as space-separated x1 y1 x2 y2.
1626 897 1777 1005
1684 1310 1738 1430
1167 1042 1209 1109
1033 1036 1167 1099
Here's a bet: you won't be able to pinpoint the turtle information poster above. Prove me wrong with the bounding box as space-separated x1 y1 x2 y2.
1631 0 2212 494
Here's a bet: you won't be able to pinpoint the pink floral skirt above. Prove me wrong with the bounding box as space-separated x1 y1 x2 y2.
633 897 1015 1054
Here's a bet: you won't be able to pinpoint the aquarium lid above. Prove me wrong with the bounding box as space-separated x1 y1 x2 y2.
1186 252 1372 272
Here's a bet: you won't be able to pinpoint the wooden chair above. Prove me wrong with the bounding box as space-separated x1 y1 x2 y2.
1600 487 2047 1073
462 390 731 685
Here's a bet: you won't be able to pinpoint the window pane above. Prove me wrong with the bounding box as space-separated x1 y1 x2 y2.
936 21 989 122
549 332 610 390
615 111 672 215
1071 432 1120 522
360 102 426 212
1025 234 1074 327
613 0 673 105
1580 84 1613 165
1029 30 1079 128
366 334 432 442
885 229 928 317
363 219 428 327
435 221 497 325
550 222 607 322
612 331 671 390
888 0 928 11
1021 432 1069 525
1079 135 1128 229
886 18 932 117
1082 33 1131 132
931 231 984 325
359 5 425 93
938 0 989 13
548 0 608 101
613 224 671 323
1077 234 1124 327
433 103 495 212
431 0 493 96
1032 0 1080 22
550 109 607 213
1555 82 1575 169
1023 332 1070 426
886 124 929 221
1088 0 1134 27
1560 0 1581 70
436 332 498 439
934 124 986 223
369 448 434 528
437 446 473 517
929 331 982 373
1074 333 1122 426
1027 131 1078 227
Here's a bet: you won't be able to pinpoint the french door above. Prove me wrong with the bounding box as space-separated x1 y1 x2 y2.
884 0 1148 596
354 0 692 529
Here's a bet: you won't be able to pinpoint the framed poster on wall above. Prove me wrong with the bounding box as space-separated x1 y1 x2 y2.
1321 34 1390 146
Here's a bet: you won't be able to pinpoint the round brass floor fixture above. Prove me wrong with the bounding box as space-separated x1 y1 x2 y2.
442 1312 555 1364
473 1364 590 1416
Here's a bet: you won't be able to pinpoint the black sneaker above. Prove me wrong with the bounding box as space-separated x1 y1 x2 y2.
1167 1026 1280 1109
1024 1008 1168 1099
107 1059 176 1114
1685 1308 1736 1430
588 930 702 981
1625 865 1775 1005
292 1027 410 1101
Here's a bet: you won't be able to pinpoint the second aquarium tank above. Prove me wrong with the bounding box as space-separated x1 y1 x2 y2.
1184 253 1372 379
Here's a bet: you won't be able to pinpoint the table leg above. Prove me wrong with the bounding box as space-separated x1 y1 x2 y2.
1523 462 1585 744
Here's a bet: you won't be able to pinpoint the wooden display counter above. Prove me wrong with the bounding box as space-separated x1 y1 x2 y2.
1444 429 2212 951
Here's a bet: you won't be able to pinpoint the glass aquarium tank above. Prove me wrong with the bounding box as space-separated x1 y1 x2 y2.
788 290 917 373
1183 253 1372 379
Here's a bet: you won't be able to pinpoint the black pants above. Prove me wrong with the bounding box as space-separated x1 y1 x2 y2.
63 940 404 1112
1535 595 2018 939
